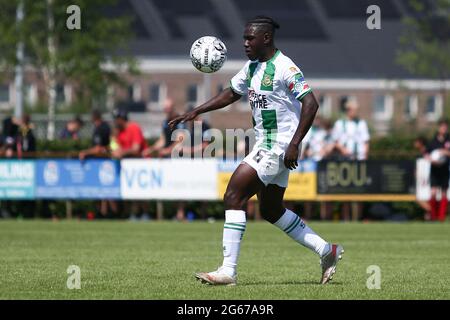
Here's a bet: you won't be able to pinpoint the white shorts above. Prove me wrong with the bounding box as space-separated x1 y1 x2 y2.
242 146 290 188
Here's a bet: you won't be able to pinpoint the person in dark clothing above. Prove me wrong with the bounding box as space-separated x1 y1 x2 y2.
60 115 84 140
426 119 450 222
16 114 36 158
143 98 186 158
1 116 19 158
182 106 211 159
79 110 111 160
78 110 116 218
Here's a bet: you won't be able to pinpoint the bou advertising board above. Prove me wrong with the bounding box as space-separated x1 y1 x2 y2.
36 159 121 199
120 159 217 200
0 160 35 199
317 160 416 201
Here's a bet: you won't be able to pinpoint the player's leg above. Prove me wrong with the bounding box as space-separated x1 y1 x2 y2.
258 183 343 284
258 184 329 255
195 162 263 285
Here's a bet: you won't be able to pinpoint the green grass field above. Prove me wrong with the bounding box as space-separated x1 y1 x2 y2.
0 220 449 299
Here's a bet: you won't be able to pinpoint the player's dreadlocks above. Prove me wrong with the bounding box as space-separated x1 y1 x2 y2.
247 15 280 35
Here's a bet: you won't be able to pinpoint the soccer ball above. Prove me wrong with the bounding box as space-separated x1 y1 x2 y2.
190 36 227 73
430 149 446 165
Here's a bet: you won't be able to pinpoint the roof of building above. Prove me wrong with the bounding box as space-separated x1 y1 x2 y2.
107 0 443 79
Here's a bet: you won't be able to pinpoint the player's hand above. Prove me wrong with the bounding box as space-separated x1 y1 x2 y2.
79 151 86 161
168 110 198 130
111 149 123 159
284 143 299 170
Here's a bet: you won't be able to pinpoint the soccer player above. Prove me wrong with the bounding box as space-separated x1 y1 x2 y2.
169 16 343 285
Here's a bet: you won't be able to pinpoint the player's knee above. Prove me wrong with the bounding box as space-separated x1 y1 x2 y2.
224 189 245 210
260 204 284 224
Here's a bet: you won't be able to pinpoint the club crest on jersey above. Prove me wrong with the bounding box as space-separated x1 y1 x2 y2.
262 74 273 87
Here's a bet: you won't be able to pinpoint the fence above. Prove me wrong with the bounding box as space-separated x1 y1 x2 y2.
0 158 419 201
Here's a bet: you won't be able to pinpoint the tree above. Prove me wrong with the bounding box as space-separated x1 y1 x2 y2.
396 0 450 118
0 0 136 139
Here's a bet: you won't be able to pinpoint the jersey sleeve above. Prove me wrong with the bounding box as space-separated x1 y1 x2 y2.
229 62 249 95
283 64 312 101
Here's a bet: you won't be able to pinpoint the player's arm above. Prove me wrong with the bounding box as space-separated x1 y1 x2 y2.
79 144 109 160
169 88 241 130
144 133 165 156
158 130 187 157
284 92 319 169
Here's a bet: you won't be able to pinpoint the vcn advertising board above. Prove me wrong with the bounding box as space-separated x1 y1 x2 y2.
36 159 121 199
121 159 217 200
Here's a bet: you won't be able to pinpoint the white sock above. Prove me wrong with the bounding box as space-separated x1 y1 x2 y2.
221 209 246 277
274 208 329 256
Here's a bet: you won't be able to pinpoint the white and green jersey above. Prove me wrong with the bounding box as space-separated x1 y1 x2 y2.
230 50 312 154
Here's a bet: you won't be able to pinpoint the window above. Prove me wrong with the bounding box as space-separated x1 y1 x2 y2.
0 85 9 103
425 95 443 121
404 95 418 119
373 94 393 120
318 95 332 118
56 83 65 104
147 83 166 111
127 85 133 101
149 84 160 103
187 84 198 103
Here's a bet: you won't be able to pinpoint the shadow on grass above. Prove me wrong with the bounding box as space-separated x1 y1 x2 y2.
194 280 344 287
241 280 344 286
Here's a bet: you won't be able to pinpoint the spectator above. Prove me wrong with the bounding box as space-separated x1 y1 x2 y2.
112 108 150 221
332 98 370 221
426 119 450 222
301 115 323 160
1 116 19 158
333 98 370 161
112 108 147 159
79 110 117 219
16 114 36 158
60 115 84 140
305 119 337 220
0 116 19 218
413 136 431 219
182 106 211 158
143 98 186 158
143 98 187 221
79 110 111 160
304 118 336 161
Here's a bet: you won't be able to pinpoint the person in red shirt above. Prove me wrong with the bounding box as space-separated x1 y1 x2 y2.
111 108 150 221
111 108 148 158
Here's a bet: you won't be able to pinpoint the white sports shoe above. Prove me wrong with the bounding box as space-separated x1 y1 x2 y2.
320 243 344 284
195 267 237 286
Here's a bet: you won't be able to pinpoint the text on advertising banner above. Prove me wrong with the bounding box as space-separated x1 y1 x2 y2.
0 160 35 199
120 159 217 200
36 159 121 199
